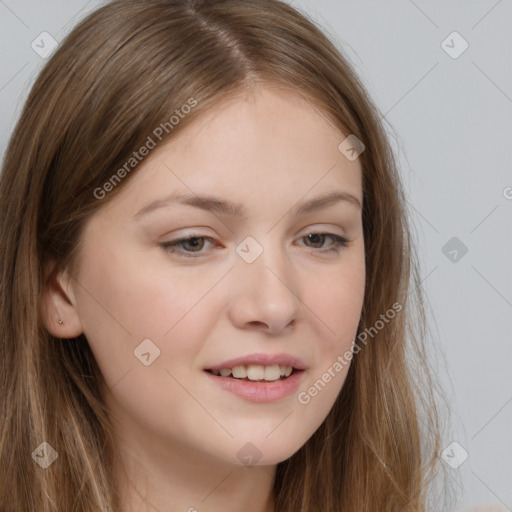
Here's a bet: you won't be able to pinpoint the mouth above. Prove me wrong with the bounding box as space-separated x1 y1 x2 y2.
203 364 306 402
204 365 303 382
203 353 307 402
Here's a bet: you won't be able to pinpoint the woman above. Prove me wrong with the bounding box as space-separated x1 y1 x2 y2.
0 0 448 510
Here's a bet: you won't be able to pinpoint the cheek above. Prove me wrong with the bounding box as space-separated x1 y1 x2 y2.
298 249 364 404
303 253 365 344
74 245 229 404
78 237 220 337
74 252 218 434
296 273 363 432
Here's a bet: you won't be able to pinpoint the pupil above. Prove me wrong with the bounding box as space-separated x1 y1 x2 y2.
186 237 203 251
307 233 324 248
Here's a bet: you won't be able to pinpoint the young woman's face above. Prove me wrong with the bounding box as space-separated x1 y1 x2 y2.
66 86 365 467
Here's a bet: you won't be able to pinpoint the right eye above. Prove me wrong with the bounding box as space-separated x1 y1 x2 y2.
160 235 216 258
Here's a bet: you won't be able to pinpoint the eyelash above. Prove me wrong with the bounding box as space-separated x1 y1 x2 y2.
160 232 349 258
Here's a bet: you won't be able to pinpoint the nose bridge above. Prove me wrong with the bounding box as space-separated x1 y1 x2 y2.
236 233 290 287
230 232 301 330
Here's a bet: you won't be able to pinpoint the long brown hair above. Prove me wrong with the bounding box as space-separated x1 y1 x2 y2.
0 0 448 510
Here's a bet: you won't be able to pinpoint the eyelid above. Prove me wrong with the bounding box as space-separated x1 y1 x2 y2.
160 229 350 258
164 223 347 241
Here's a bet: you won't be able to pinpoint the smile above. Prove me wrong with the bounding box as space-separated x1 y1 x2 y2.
206 364 294 381
203 367 305 402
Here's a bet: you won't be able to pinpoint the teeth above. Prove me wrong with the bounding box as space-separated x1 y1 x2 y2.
264 365 281 381
279 365 293 377
247 364 265 380
211 364 294 381
232 365 247 378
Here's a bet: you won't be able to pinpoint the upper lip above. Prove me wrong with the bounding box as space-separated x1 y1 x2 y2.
205 353 307 372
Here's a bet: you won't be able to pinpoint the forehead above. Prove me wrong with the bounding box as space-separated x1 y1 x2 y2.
97 85 363 221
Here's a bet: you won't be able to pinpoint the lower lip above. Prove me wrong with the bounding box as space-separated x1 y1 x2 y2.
203 370 305 403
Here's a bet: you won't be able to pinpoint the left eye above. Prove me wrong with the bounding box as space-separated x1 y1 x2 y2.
160 232 349 258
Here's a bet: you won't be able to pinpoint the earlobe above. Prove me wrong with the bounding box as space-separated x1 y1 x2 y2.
39 260 83 338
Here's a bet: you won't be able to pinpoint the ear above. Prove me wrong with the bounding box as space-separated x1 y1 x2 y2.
39 259 83 338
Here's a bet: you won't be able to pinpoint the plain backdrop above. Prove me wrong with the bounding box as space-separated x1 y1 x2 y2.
1 1 511 510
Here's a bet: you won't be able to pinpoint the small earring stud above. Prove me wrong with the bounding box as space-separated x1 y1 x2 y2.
58 318 63 325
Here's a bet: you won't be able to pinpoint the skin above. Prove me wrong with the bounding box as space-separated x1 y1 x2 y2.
40 85 365 512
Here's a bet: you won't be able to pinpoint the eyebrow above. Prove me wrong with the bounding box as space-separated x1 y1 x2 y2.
134 190 362 219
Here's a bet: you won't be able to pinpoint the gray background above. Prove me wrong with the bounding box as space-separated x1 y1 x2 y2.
1 0 511 510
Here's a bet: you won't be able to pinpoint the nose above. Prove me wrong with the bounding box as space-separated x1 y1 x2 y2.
227 238 302 335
